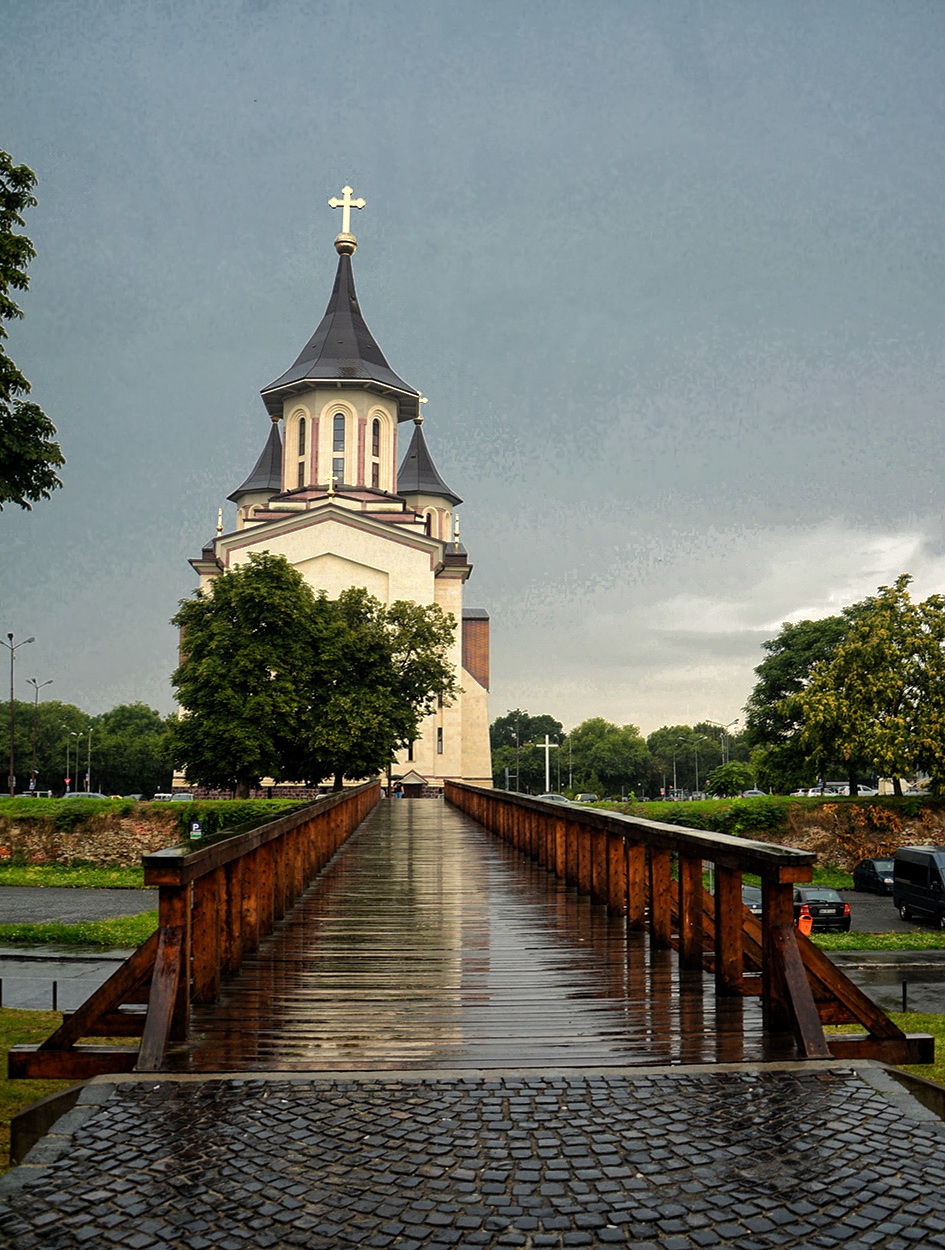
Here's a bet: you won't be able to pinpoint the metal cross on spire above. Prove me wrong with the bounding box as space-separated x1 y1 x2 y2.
329 185 365 237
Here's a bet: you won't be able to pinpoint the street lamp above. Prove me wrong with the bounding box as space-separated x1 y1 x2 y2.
70 732 83 795
2 633 35 796
706 719 739 765
85 726 93 793
671 738 687 800
692 735 709 792
26 677 52 794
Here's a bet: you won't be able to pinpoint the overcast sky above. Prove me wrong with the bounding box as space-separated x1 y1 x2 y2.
2 0 944 736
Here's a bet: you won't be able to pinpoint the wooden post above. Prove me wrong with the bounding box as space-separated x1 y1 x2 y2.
762 875 795 1031
626 842 646 931
223 858 242 974
191 868 222 1003
649 847 673 948
678 855 704 970
590 833 608 904
714 866 743 995
607 833 626 915
555 817 567 880
578 828 592 896
157 883 190 1042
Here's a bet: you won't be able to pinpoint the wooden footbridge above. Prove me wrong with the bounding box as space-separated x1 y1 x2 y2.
9 784 933 1079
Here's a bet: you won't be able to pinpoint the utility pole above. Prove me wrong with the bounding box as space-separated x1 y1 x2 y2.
26 677 52 793
2 633 35 796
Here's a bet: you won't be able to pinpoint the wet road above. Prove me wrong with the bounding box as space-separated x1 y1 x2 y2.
0 885 156 924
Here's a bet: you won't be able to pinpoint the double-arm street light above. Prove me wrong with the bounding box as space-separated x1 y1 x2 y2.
706 719 739 765
70 731 83 795
26 677 53 793
2 633 35 796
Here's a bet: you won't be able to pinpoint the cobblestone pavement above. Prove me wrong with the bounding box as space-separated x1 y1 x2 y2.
2 1064 944 1250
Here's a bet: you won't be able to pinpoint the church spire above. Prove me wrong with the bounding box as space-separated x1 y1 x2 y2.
261 186 420 421
398 416 462 507
228 420 282 503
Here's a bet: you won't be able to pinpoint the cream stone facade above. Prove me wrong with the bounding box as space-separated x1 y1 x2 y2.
187 218 492 792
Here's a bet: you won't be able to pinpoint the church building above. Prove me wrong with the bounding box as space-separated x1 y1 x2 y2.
187 188 492 793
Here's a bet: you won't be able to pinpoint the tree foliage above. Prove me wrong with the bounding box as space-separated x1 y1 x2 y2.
166 553 458 795
490 709 564 790
705 760 754 797
743 607 872 793
0 698 171 795
0 150 64 510
568 717 650 796
796 575 945 795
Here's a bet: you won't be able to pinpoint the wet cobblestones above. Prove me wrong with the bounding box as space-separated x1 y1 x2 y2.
2 1065 944 1249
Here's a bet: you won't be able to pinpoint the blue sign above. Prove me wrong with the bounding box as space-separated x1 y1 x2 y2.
189 819 203 841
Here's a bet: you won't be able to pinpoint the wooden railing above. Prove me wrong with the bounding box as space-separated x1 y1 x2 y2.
446 782 933 1064
9 782 380 1079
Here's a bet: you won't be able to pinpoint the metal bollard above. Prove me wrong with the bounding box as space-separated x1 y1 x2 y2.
52 980 58 1011
902 979 908 1012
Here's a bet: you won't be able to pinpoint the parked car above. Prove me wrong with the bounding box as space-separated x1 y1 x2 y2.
852 858 895 895
151 793 174 802
793 886 851 932
741 885 763 918
573 793 598 803
537 793 571 804
740 789 767 798
170 792 195 802
64 791 110 799
893 846 945 927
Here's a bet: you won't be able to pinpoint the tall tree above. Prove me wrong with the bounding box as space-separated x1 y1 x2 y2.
0 151 64 510
166 554 459 796
166 554 318 797
797 575 945 795
569 717 651 796
743 609 869 793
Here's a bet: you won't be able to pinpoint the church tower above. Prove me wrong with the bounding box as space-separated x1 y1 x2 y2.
190 188 492 793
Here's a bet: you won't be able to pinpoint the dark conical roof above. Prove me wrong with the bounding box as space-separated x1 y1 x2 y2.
397 422 462 507
228 421 283 501
261 252 419 419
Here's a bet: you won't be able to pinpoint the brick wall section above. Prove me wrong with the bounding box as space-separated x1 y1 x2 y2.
462 609 490 690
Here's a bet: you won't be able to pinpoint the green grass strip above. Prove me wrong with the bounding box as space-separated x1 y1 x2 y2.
0 864 145 889
0 911 158 949
813 929 945 951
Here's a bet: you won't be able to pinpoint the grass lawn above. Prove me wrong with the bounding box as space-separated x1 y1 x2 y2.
0 912 158 949
827 1011 945 1086
813 930 945 951
0 864 146 889
0 1009 75 1175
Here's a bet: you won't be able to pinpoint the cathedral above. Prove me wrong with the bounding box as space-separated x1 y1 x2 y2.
187 189 492 793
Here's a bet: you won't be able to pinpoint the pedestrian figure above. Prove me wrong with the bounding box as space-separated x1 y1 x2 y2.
393 782 404 799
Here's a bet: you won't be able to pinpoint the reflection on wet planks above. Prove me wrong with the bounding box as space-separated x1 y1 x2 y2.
182 799 793 1071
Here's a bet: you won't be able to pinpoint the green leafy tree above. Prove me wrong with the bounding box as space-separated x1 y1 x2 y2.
705 760 754 797
167 554 459 796
1 698 87 794
166 553 319 797
290 588 458 790
0 151 64 509
797 575 945 795
743 609 870 794
490 709 564 790
92 703 172 796
569 717 651 796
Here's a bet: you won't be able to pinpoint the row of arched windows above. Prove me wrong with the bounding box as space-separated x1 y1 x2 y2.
291 412 387 491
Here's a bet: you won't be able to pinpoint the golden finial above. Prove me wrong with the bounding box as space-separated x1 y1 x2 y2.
326 475 336 499
216 508 223 535
453 513 460 542
329 184 365 255
415 394 428 426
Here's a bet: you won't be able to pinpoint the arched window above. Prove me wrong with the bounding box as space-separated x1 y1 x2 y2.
297 418 306 457
332 413 346 484
372 419 380 457
424 511 433 537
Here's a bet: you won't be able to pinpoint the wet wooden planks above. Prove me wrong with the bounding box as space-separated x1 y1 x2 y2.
182 799 794 1071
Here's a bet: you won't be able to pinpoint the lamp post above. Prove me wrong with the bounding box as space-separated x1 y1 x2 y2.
692 735 709 792
70 732 83 795
707 719 739 765
671 738 687 800
26 677 52 794
85 726 93 793
63 727 70 795
2 633 35 796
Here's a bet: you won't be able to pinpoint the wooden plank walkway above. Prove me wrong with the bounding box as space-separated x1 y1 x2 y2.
180 798 796 1071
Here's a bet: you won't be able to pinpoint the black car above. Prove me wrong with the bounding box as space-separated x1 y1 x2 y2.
793 886 851 932
741 885 763 918
852 858 895 896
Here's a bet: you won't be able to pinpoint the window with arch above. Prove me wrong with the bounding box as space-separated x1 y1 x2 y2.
332 413 346 484
424 511 434 537
370 417 382 489
296 416 307 489
297 418 306 457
